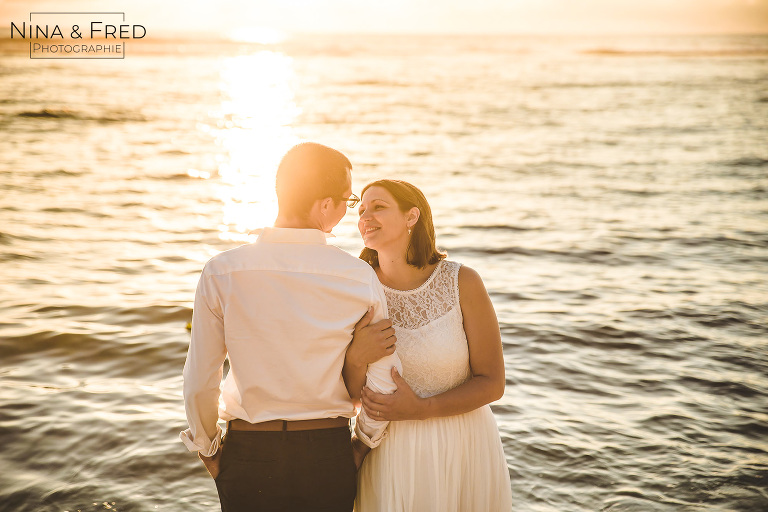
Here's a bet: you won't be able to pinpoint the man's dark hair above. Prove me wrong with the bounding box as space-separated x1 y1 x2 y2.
275 142 352 218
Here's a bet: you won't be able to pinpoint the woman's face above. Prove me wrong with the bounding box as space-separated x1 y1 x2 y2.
358 186 410 251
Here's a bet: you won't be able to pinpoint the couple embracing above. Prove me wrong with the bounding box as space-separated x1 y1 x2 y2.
180 142 512 511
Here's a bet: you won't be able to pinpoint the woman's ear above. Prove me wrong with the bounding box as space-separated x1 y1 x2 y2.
407 207 420 228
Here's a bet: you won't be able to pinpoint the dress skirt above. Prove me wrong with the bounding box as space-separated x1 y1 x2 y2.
355 405 512 512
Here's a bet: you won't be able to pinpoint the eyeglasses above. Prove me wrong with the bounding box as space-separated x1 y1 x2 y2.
340 192 360 209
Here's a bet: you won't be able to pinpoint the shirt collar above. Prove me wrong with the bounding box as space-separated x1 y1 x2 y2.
253 227 330 245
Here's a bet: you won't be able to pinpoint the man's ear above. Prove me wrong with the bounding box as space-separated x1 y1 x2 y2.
407 207 420 228
319 197 335 215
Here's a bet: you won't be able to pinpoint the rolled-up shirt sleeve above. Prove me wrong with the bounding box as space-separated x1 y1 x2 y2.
355 275 402 448
179 265 227 457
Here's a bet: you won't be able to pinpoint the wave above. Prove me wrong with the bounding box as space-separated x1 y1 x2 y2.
723 156 768 167
39 207 110 219
0 251 40 262
142 172 207 181
448 245 668 265
30 168 85 178
531 80 651 89
672 234 766 249
458 224 537 232
17 108 147 123
500 323 649 351
582 48 768 58
620 307 676 320
17 108 79 119
345 80 412 87
639 412 699 431
612 232 768 251
0 231 49 243
677 375 765 399
0 328 189 378
491 291 534 302
29 304 192 325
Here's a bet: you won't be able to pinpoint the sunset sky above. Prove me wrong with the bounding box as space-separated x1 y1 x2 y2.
2 0 768 36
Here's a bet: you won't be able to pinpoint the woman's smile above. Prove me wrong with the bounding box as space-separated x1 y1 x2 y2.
358 186 403 246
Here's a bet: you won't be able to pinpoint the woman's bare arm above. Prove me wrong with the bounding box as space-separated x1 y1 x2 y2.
360 265 505 420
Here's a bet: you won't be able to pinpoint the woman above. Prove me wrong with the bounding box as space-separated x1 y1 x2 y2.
347 179 512 511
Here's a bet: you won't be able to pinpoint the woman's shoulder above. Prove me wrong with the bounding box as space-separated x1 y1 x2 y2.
432 259 486 300
438 258 462 273
454 263 487 298
434 259 482 285
438 259 478 280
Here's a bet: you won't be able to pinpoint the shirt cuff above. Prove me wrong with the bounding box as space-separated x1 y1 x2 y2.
179 423 223 457
354 412 389 448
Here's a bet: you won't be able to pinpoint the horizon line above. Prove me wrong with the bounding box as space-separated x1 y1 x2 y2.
1 30 768 40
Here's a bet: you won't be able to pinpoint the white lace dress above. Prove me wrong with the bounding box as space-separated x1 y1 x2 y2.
355 260 512 512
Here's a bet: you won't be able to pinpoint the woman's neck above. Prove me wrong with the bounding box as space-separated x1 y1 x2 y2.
376 248 436 291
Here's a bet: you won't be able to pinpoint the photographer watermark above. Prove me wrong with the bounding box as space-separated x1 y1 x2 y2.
10 12 146 59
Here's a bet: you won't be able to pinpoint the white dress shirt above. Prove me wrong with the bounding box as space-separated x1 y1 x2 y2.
180 227 400 456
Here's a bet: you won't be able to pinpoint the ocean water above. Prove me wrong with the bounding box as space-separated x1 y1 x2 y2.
0 34 767 511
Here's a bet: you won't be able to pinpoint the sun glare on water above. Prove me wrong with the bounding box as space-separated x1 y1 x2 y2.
228 26 287 45
208 50 301 242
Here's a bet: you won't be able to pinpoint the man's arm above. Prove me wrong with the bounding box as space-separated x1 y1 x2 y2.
179 267 227 459
351 434 371 470
343 308 397 402
343 270 397 401
351 275 402 448
354 351 401 448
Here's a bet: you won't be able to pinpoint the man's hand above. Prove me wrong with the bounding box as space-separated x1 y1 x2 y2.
199 448 222 480
351 435 371 470
347 307 397 368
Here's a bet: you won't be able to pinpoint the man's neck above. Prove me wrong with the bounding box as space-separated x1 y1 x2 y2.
274 214 323 231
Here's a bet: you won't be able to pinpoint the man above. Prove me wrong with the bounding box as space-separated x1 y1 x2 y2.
180 142 399 512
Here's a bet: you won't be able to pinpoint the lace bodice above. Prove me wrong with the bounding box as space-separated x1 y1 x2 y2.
383 260 471 398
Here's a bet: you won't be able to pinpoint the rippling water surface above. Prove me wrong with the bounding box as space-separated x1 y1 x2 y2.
1 34 767 511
